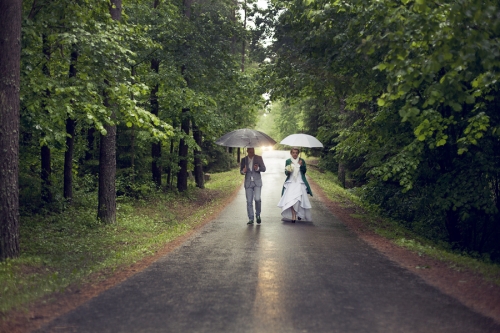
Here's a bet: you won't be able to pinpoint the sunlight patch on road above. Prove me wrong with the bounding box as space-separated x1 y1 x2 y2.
252 239 292 330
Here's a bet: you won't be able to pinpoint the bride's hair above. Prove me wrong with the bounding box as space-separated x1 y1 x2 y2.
290 147 300 154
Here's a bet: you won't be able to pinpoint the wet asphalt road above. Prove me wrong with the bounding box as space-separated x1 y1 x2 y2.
38 151 500 333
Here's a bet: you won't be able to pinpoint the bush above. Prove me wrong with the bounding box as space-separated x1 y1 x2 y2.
203 143 238 173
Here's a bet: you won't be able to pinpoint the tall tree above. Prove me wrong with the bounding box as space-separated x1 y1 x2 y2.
41 34 52 203
177 105 190 192
241 0 247 72
193 120 204 188
64 47 78 201
0 0 21 260
150 0 162 187
151 58 162 186
98 0 122 224
177 0 194 192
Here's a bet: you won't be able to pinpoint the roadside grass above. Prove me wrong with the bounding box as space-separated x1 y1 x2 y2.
0 169 242 315
306 167 500 285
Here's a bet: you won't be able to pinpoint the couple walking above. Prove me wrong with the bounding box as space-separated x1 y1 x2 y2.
240 147 313 225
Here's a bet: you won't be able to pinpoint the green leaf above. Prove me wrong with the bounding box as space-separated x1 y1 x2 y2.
436 139 446 146
443 52 453 61
465 95 475 104
450 102 462 112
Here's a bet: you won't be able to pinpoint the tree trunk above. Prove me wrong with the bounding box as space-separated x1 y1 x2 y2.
445 210 463 249
41 145 52 203
64 119 76 201
237 147 241 163
231 0 237 55
183 0 193 18
177 108 190 192
149 0 161 186
193 121 204 189
98 0 121 223
109 0 122 21
151 58 161 186
41 33 52 203
337 97 346 188
0 0 21 260
97 122 117 223
177 0 193 192
64 48 78 201
338 163 346 189
130 125 135 183
167 138 174 188
152 140 161 186
241 0 247 72
495 173 500 222
85 128 95 161
129 66 136 182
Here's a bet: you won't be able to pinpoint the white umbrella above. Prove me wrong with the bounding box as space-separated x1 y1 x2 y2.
280 133 323 148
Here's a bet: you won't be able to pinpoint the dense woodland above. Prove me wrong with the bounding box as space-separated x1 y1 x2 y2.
263 0 500 261
1 0 265 259
1 0 500 262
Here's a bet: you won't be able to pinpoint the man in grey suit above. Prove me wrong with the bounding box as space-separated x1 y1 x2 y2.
240 147 266 225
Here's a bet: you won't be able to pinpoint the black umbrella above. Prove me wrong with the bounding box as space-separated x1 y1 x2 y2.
215 128 276 148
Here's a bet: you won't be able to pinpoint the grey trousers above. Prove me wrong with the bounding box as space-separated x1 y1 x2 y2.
245 182 262 220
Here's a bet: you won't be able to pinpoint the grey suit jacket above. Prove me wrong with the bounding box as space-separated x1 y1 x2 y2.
240 155 266 188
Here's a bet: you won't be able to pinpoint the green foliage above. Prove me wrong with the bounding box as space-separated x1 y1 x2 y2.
15 0 263 215
307 167 500 285
262 0 500 259
203 143 238 173
21 0 173 144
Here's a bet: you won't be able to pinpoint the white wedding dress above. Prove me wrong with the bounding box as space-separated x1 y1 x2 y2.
277 160 312 221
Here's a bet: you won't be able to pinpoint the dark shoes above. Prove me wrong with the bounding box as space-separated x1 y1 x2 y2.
292 220 296 223
248 216 261 225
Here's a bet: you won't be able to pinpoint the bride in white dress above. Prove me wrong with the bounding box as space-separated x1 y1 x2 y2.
277 147 313 222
